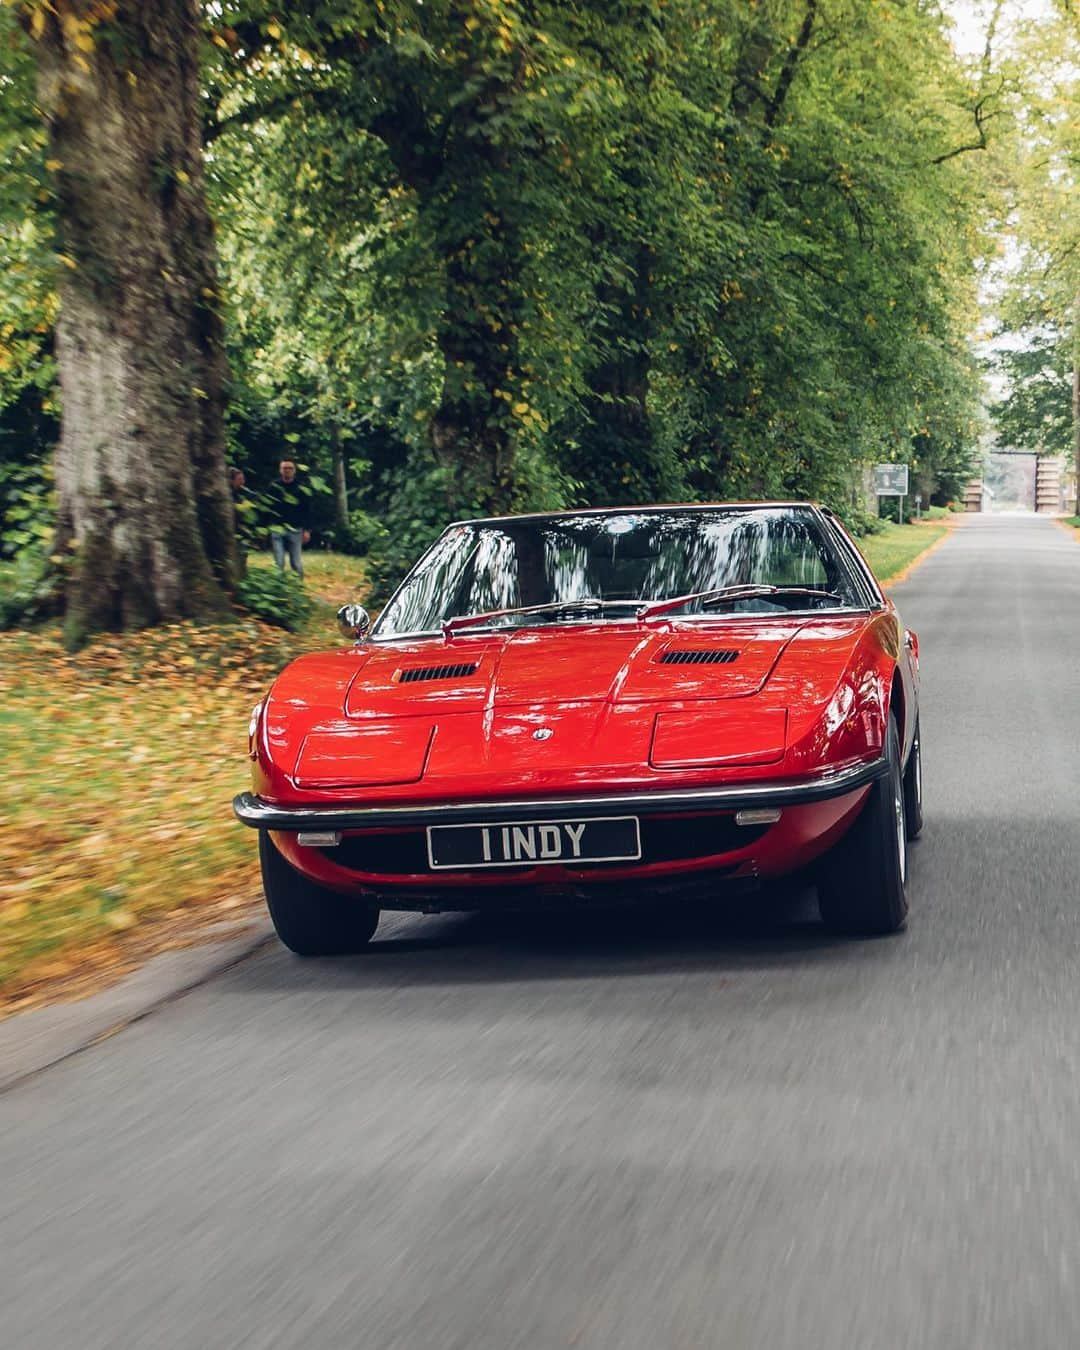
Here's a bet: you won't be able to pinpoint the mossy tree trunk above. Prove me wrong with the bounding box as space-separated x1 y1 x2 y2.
23 0 236 646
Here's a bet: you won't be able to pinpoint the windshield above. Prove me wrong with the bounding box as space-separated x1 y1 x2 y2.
373 507 868 638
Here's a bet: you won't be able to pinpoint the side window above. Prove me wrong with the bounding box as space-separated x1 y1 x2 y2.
820 515 881 607
377 527 477 634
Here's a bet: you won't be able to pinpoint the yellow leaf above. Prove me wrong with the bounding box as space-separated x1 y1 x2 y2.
45 158 63 173
58 253 78 270
75 30 95 53
512 401 529 415
30 7 46 39
104 909 137 932
266 20 283 38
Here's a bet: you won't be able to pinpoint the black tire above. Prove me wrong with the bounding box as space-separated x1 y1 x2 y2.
817 714 908 935
259 830 379 956
902 713 923 840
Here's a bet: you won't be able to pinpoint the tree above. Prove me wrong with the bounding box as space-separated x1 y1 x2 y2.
14 0 237 645
987 6 1080 487
0 0 996 617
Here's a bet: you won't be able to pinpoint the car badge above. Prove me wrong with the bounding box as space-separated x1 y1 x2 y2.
532 727 554 742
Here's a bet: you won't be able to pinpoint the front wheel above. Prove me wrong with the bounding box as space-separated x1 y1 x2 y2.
259 830 380 956
817 714 908 936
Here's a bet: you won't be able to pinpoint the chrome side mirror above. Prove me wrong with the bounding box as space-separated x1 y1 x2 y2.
337 604 370 641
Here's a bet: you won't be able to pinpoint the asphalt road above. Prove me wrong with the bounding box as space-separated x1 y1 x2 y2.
6 513 1080 1349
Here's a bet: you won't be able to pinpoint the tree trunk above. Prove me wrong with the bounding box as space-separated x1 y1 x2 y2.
428 201 521 517
577 244 666 505
26 0 236 645
331 424 349 530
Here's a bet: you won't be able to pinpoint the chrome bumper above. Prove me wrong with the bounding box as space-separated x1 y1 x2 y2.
233 757 886 832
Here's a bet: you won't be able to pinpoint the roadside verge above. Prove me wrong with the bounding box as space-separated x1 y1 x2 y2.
860 515 958 588
0 913 272 1093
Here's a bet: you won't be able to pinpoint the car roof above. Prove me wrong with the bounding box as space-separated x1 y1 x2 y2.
449 502 820 528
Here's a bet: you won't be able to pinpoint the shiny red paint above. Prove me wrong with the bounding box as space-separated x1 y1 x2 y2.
246 509 918 908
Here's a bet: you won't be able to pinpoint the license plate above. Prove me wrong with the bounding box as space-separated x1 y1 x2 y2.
426 816 641 870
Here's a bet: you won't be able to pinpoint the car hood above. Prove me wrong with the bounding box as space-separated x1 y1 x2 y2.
259 615 884 797
340 622 804 716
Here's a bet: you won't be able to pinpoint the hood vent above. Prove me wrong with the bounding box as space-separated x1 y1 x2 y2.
658 648 739 666
397 661 480 684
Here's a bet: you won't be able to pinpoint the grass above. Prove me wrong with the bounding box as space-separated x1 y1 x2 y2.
856 517 952 585
0 549 366 1012
0 521 951 1011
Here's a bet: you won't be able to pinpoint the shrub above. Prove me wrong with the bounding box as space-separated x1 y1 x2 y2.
342 509 390 557
833 505 886 538
235 565 312 631
0 543 58 629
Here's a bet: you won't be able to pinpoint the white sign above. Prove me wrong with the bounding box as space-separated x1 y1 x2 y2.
874 464 909 497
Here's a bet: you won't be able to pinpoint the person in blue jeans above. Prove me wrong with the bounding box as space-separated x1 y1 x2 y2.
265 459 310 579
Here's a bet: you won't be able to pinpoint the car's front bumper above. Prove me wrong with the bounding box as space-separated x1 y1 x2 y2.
232 756 888 832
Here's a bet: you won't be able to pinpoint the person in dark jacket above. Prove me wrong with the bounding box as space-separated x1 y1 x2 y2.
264 459 310 579
228 466 257 557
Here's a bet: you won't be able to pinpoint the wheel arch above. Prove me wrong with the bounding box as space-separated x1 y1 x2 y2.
888 666 906 748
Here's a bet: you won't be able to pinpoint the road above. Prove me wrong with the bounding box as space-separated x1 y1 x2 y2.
5 513 1080 1349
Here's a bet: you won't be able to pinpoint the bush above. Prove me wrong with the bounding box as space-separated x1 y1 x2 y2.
0 543 58 629
833 505 886 538
235 565 312 631
341 509 390 557
0 458 56 560
362 453 454 603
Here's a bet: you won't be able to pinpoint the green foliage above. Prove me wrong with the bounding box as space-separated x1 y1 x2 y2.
0 541 57 629
991 333 1073 456
2 0 1000 605
985 11 1080 471
0 453 54 556
234 565 312 631
837 508 886 539
343 509 390 558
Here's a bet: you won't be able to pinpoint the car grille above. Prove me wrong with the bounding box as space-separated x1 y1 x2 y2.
658 649 739 665
321 813 768 875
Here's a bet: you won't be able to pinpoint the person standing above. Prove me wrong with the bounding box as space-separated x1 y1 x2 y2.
228 466 257 558
265 458 310 580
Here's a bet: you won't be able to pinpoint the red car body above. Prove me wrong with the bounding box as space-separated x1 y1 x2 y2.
236 504 920 931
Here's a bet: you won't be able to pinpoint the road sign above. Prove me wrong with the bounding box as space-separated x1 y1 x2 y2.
874 464 909 497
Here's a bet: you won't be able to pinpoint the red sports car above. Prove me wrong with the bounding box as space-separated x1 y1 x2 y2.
235 503 921 953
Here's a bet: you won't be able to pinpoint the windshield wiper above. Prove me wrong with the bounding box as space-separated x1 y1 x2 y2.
637 584 846 621
441 598 637 636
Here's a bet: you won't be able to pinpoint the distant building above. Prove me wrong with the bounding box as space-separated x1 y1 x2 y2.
963 478 994 512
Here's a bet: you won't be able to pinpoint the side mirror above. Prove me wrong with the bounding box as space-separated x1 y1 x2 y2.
337 604 370 641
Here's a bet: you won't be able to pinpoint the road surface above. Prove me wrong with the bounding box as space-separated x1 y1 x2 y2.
5 514 1080 1348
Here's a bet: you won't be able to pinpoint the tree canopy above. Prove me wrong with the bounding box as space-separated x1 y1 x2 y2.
985 3 1080 473
0 0 1006 630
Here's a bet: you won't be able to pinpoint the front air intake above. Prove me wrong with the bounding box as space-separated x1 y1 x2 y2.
396 662 480 683
658 649 739 665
